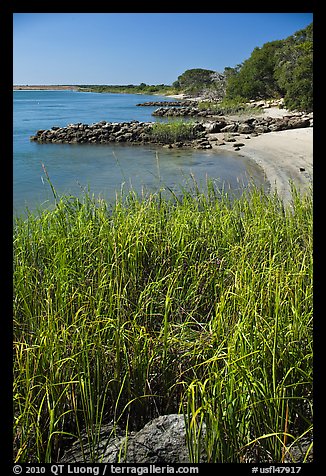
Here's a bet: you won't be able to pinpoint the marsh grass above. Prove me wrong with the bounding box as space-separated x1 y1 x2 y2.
13 179 312 463
149 120 198 144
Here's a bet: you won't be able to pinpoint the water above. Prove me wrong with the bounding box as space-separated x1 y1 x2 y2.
13 90 265 215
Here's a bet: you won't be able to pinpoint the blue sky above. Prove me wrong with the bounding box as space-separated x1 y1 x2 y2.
13 13 313 85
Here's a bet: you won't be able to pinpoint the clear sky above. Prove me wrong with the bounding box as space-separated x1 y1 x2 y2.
13 12 313 85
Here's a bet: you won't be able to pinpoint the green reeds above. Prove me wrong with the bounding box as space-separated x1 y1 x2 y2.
13 179 312 463
149 120 197 143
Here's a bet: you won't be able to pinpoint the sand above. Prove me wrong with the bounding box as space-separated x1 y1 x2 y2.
211 128 312 203
209 107 313 203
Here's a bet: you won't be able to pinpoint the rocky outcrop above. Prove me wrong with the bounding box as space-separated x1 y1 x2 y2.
229 114 313 134
30 120 213 149
59 413 312 463
152 106 221 117
30 121 154 144
152 105 313 129
30 113 313 151
203 113 312 135
60 414 206 463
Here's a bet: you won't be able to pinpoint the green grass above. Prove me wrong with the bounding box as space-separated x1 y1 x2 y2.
198 97 263 116
149 120 198 144
13 180 313 463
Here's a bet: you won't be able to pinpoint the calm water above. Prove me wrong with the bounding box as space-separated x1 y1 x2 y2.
13 90 265 215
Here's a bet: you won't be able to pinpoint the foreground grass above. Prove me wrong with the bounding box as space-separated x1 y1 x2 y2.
13 182 313 463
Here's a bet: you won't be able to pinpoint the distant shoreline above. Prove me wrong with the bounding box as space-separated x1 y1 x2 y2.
13 85 79 90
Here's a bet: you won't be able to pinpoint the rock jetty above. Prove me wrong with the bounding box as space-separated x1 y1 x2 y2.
30 113 312 150
30 121 154 144
152 106 218 117
30 120 209 148
206 113 312 134
136 100 196 107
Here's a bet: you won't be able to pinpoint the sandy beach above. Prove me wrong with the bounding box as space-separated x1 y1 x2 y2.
209 107 313 203
211 127 313 203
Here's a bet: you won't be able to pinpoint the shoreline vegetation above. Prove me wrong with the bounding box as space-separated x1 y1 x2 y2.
14 181 313 463
13 84 177 95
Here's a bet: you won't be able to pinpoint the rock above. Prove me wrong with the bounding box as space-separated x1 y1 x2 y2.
220 124 238 133
152 106 218 118
287 117 311 129
233 142 245 147
283 437 313 463
122 414 205 463
238 123 253 134
60 414 207 463
254 125 271 133
204 120 227 133
196 144 212 149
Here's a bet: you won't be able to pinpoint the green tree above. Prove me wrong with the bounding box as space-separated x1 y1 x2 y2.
274 24 313 111
225 23 313 111
226 41 283 100
175 68 224 97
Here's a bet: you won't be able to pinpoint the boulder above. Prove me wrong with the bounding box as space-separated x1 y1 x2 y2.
60 414 207 464
220 124 238 133
254 124 271 133
238 123 254 134
287 117 311 129
204 120 227 133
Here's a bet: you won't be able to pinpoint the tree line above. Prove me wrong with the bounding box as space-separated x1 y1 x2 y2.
173 23 313 111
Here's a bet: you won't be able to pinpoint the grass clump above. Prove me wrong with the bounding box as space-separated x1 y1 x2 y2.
149 120 198 144
13 181 313 463
198 96 262 116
